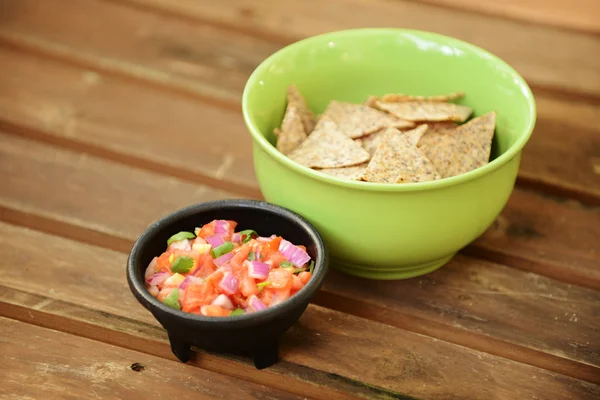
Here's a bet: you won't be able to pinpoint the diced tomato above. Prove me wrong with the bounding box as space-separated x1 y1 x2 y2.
156 287 173 302
266 252 288 268
291 274 304 291
298 271 312 285
267 268 293 290
230 243 251 272
270 287 291 307
231 293 247 309
205 269 225 288
200 305 231 317
297 245 307 252
225 220 238 237
240 275 258 297
146 219 314 317
181 283 217 312
196 222 215 238
155 253 172 272
192 253 217 277
259 288 275 307
267 236 282 253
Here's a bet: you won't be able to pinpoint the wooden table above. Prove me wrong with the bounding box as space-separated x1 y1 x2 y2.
1 0 598 399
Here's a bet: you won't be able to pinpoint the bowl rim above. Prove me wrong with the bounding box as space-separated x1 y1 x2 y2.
242 27 537 192
127 199 329 328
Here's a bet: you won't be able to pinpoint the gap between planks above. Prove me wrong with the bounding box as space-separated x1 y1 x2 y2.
1 118 600 292
1 206 599 385
1 13 600 108
104 0 600 105
1 31 599 209
0 298 373 400
1 30 600 208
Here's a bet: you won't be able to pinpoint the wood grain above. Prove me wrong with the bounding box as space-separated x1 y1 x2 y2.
414 0 600 35
0 9 598 202
1 135 599 380
109 0 600 98
0 223 599 399
0 318 305 400
0 45 598 288
473 189 600 289
0 133 240 242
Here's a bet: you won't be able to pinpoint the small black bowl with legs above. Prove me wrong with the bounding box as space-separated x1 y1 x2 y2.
126 199 329 369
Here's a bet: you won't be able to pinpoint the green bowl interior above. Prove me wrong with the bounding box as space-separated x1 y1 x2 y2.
243 29 535 185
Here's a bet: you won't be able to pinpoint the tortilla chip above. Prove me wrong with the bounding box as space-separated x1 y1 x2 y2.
375 101 473 123
288 85 316 134
380 92 465 103
404 124 428 146
321 100 414 139
288 118 371 168
318 162 368 181
276 106 308 155
361 124 427 156
363 128 441 183
360 128 386 156
419 112 496 178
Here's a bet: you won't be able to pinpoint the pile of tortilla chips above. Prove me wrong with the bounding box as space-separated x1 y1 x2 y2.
274 85 496 183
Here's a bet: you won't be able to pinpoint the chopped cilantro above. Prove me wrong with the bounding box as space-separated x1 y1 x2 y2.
167 231 196 246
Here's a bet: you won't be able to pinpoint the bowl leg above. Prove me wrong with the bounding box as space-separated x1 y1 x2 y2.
168 333 191 363
253 340 279 370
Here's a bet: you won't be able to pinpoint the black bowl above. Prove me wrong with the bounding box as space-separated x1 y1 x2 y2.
127 199 329 369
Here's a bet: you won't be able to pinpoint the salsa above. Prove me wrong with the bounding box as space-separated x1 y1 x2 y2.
144 219 314 317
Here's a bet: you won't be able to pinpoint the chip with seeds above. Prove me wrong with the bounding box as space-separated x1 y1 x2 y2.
363 128 441 183
288 118 371 168
288 85 316 134
404 124 428 146
276 106 308 155
318 162 368 181
362 125 427 156
419 112 496 178
375 101 473 123
321 100 414 139
380 92 465 103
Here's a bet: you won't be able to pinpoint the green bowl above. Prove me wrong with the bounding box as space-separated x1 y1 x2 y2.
242 28 536 280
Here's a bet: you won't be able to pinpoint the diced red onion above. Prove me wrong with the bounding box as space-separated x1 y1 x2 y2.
247 295 267 312
147 272 169 286
211 294 234 310
144 257 158 280
278 239 311 267
148 285 159 297
206 234 224 248
168 239 191 252
221 264 232 273
213 220 229 235
178 275 203 291
248 261 270 280
232 233 242 245
218 272 239 295
214 252 234 267
257 234 277 242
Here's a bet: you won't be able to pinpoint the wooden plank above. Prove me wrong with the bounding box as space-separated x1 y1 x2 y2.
1 135 599 380
1 225 599 400
0 50 259 196
109 0 600 98
0 9 599 203
320 257 600 369
415 0 600 34
0 46 598 288
0 318 305 400
473 189 600 288
0 133 240 241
